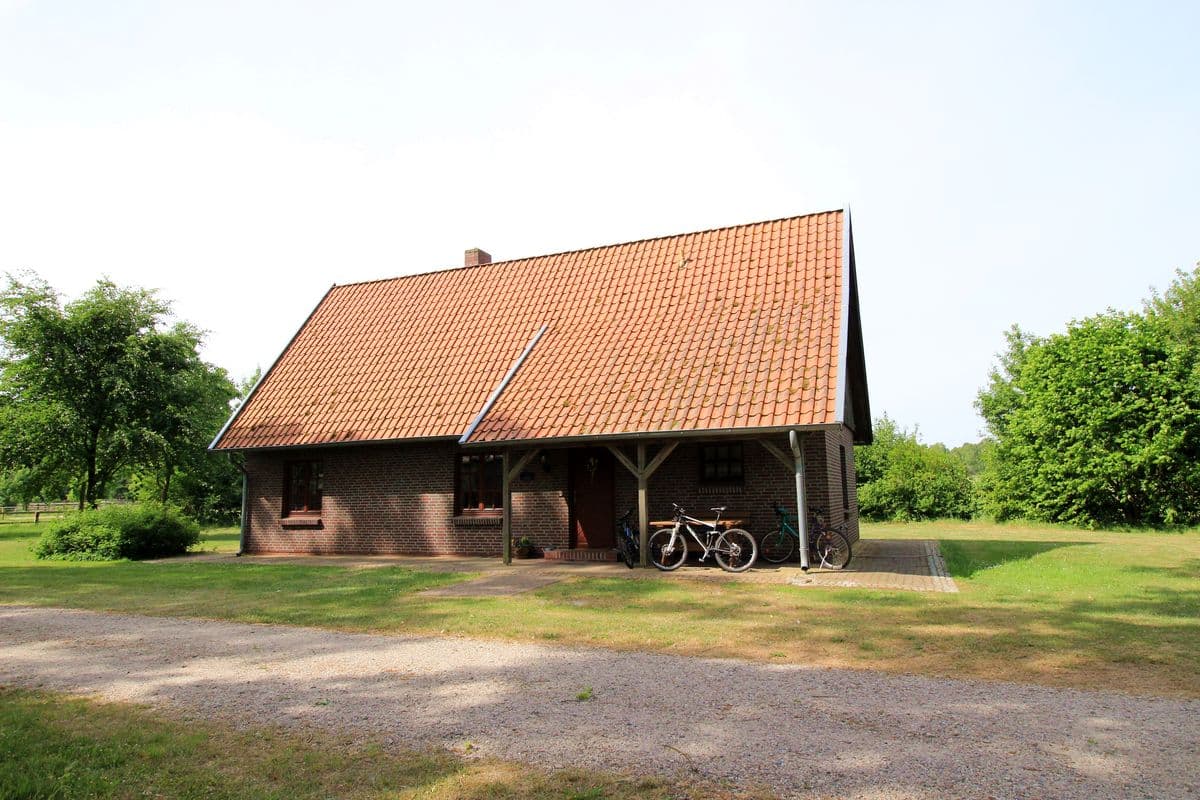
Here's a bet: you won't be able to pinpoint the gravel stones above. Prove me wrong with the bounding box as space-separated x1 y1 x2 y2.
1 606 1196 799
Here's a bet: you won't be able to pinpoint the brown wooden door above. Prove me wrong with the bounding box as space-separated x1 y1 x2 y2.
569 448 615 549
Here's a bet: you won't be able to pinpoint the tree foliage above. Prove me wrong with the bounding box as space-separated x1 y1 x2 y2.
0 274 238 514
854 416 977 521
978 266 1200 527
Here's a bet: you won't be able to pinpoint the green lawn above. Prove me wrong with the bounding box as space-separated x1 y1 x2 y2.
0 687 757 800
1 519 1197 697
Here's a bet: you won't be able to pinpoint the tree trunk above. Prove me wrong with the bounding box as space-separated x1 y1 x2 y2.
84 428 99 509
161 464 172 503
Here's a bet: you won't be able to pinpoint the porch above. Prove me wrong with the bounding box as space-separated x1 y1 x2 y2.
491 428 859 568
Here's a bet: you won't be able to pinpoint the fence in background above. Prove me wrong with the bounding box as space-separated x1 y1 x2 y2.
0 500 130 524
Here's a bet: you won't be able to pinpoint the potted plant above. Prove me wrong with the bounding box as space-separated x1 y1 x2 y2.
512 536 535 559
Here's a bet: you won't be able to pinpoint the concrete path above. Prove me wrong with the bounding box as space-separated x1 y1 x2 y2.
2 606 1196 799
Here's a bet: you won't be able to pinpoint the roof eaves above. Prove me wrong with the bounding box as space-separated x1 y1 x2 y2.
459 422 848 449
210 434 461 454
834 206 852 426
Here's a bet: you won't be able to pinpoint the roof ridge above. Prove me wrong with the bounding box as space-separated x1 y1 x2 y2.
335 207 844 290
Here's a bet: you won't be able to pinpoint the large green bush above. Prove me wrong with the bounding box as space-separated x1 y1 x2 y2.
977 312 1200 527
33 504 200 561
854 416 977 521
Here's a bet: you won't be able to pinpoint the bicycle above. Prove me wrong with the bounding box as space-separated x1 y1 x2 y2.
616 508 638 569
759 504 852 569
648 503 757 573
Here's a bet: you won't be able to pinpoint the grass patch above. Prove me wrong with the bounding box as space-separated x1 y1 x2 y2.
1 520 1197 697
0 687 756 799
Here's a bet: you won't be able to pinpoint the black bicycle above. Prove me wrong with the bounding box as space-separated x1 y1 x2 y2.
616 508 639 569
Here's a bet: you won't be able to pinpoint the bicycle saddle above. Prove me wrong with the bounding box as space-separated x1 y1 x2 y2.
710 506 727 512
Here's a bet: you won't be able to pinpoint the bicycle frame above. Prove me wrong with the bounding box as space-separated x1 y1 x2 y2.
662 511 728 562
772 505 801 542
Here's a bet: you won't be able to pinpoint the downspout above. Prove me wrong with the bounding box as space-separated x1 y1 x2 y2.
234 457 248 557
789 430 810 571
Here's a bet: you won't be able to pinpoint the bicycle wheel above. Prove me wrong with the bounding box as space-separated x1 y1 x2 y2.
811 529 851 570
619 533 637 569
714 528 757 572
648 528 687 571
759 527 795 563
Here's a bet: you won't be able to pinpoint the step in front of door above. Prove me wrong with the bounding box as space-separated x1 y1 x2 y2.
543 548 619 562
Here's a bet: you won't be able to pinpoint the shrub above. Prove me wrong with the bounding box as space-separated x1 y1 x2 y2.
33 504 200 561
854 416 977 521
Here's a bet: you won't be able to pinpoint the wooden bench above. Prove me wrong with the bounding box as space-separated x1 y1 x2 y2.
649 519 744 530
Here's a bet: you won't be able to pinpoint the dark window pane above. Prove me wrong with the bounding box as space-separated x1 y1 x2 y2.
700 444 743 485
286 461 323 514
457 453 503 511
483 456 503 509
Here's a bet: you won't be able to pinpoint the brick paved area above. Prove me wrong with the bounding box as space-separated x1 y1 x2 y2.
788 539 958 592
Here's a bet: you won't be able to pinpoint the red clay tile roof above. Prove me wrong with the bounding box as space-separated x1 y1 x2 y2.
212 210 858 450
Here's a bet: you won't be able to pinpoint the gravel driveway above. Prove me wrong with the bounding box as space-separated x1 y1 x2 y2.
1 606 1196 799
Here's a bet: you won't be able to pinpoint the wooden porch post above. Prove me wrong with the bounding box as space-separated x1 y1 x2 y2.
502 449 540 566
608 440 678 567
502 451 512 565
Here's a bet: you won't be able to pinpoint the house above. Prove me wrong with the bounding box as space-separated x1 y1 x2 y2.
210 209 871 564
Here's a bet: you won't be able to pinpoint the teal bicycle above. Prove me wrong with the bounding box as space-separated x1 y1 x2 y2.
759 504 852 568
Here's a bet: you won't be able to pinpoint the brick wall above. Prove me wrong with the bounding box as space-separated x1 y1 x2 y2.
610 428 860 546
241 428 860 556
243 443 569 556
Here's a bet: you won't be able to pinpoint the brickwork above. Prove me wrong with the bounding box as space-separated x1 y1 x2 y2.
244 443 569 556
611 429 860 545
242 430 860 556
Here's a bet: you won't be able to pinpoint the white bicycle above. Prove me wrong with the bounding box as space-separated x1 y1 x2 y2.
649 503 758 573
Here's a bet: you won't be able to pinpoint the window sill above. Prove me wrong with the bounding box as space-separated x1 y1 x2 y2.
697 484 743 495
280 516 323 528
452 515 503 527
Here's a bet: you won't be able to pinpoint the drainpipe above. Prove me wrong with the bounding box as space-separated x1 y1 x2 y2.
237 464 248 557
788 430 810 571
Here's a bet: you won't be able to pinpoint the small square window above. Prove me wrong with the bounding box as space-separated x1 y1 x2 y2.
284 460 322 516
699 444 744 485
457 453 503 513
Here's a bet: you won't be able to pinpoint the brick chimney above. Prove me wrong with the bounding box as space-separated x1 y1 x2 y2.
464 248 492 267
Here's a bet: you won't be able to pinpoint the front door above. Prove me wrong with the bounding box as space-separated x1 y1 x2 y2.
569 448 615 549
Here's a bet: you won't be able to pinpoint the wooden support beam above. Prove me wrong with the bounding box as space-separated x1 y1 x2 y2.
606 445 639 478
506 448 540 483
643 440 679 479
607 441 678 568
759 438 793 472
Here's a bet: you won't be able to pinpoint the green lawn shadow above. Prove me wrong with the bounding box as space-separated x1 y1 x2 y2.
939 539 1085 578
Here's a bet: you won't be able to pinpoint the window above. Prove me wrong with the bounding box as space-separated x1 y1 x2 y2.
840 445 850 510
457 453 503 513
284 460 322 515
699 443 744 485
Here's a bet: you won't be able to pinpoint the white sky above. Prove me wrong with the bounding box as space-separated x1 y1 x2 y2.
1 1 1197 447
